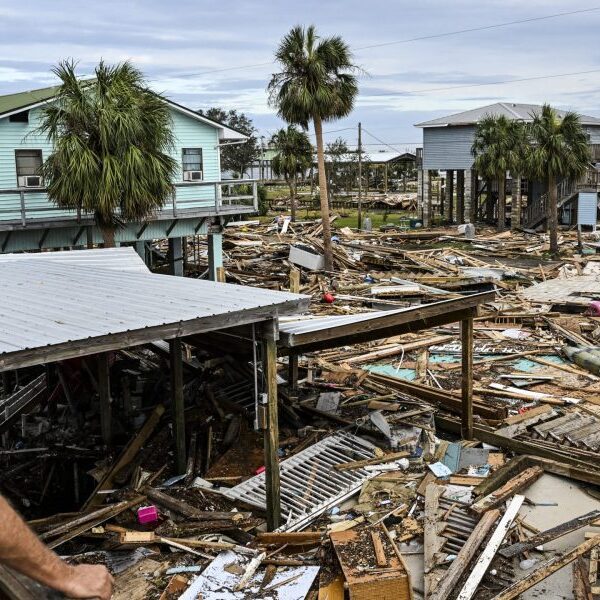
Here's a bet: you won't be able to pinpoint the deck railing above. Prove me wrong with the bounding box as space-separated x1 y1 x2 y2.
0 179 259 227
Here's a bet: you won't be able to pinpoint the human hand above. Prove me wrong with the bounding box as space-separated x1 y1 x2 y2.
59 564 114 599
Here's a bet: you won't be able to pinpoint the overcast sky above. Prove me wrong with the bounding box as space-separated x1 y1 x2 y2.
2 0 600 152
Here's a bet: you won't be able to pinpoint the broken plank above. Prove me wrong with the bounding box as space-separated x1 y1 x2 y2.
499 509 600 558
255 531 323 546
490 535 600 600
371 531 388 567
456 495 524 600
146 488 248 521
471 466 542 515
573 557 594 600
335 450 409 471
48 496 145 549
84 404 165 509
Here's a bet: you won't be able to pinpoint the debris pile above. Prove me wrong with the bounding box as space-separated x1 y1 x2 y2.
1 219 600 598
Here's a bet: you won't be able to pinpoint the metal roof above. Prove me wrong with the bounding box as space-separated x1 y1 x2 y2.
0 248 309 370
279 292 494 351
0 247 148 273
324 150 416 164
415 102 600 128
0 84 248 140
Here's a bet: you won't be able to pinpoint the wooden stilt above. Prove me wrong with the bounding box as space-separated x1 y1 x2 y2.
461 318 473 439
288 354 299 393
170 338 186 474
262 320 281 530
97 353 112 446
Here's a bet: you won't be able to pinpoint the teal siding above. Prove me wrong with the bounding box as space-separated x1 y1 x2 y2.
0 104 221 224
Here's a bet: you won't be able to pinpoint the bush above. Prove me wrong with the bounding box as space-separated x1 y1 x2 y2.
257 185 269 216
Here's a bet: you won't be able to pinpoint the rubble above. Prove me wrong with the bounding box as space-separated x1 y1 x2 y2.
2 219 600 598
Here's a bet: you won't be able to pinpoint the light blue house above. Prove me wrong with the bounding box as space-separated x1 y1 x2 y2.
0 84 258 277
415 102 600 229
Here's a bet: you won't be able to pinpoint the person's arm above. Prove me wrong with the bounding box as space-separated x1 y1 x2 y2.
0 494 113 599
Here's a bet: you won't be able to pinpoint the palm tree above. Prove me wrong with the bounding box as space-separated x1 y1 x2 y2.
472 115 523 231
270 126 313 221
39 60 177 247
268 25 358 270
526 104 590 254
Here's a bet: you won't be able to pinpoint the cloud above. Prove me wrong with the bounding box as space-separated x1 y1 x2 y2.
1 0 600 144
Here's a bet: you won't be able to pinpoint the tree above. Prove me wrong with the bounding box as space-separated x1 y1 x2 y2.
325 138 349 199
39 60 177 247
472 115 523 231
526 104 590 254
199 108 259 178
268 25 358 270
270 126 312 221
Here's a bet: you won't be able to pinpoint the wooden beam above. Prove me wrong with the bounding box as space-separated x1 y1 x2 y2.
37 229 49 250
170 338 186 474
490 535 600 600
84 404 165 508
72 226 86 246
456 495 524 600
97 353 112 446
166 219 179 237
262 320 281 531
470 466 543 515
136 222 149 239
278 292 493 350
461 317 473 439
288 354 298 393
499 509 600 558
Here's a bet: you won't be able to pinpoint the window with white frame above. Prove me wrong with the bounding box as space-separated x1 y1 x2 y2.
15 149 43 187
182 148 203 181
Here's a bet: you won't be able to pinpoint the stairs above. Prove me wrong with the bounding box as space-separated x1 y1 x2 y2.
523 170 600 230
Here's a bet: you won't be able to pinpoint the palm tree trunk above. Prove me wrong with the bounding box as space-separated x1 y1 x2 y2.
291 174 297 222
313 115 333 271
100 225 116 248
548 174 559 254
512 175 522 230
497 175 506 231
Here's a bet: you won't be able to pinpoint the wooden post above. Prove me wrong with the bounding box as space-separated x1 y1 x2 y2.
262 320 281 530
384 163 388 195
170 338 186 474
207 232 223 282
461 317 473 439
288 354 299 393
97 353 112 446
447 170 454 224
289 267 300 293
168 237 184 277
456 170 465 223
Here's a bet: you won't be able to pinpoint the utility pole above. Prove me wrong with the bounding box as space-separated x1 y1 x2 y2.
357 122 363 230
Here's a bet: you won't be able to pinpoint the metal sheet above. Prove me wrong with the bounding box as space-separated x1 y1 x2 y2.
0 248 309 364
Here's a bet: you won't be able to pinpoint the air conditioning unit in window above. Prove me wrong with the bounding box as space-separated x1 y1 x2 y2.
18 175 43 188
184 170 203 181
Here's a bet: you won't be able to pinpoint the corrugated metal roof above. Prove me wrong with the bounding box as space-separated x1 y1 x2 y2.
416 102 600 128
0 248 308 368
0 247 148 273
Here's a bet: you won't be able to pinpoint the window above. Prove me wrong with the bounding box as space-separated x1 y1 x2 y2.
15 149 43 180
182 148 203 181
9 110 29 123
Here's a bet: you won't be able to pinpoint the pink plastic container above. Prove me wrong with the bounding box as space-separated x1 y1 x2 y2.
137 505 159 524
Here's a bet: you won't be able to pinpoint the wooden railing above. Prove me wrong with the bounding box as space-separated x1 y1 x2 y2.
523 169 600 228
0 179 258 227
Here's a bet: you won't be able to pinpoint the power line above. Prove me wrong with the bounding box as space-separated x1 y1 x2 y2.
354 6 600 50
361 127 404 154
363 68 600 97
167 6 600 79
